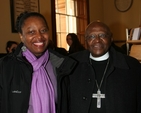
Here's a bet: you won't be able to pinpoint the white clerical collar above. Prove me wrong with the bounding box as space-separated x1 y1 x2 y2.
90 52 109 61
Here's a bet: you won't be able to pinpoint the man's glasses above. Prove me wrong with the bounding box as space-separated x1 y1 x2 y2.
86 33 109 41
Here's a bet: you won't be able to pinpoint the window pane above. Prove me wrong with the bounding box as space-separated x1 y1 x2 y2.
57 33 61 47
60 15 68 32
68 16 76 33
55 0 66 14
61 33 68 50
57 33 68 50
66 0 75 16
56 14 60 32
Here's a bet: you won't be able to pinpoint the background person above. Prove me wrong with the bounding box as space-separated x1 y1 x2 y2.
0 12 76 113
6 40 18 53
68 21 141 113
66 33 85 54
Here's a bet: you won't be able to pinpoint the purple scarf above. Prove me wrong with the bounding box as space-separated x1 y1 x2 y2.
23 49 56 113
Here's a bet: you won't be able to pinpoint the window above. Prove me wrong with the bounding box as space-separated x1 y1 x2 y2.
51 0 89 50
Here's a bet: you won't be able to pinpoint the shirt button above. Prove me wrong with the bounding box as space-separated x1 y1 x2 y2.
88 79 91 83
82 96 87 100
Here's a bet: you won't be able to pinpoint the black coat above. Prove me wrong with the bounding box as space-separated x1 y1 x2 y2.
69 47 141 113
0 43 76 113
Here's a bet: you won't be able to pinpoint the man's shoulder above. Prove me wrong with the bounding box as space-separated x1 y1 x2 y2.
125 54 141 65
68 50 90 64
117 52 141 69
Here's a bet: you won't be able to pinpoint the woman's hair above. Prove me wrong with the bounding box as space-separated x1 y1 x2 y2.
16 11 49 34
67 33 81 46
6 41 18 53
67 33 85 54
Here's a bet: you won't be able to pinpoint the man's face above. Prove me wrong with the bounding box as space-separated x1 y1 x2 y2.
85 22 113 57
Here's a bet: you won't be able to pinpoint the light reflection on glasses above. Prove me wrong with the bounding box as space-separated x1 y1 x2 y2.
86 33 109 41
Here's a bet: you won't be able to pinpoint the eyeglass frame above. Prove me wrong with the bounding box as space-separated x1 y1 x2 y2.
85 33 110 41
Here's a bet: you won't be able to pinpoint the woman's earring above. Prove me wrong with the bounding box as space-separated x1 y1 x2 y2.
21 46 27 51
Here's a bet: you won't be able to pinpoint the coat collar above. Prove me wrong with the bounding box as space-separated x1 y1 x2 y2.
74 47 129 70
14 42 77 76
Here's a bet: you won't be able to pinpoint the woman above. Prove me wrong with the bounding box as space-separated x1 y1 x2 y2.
66 33 85 54
0 12 76 113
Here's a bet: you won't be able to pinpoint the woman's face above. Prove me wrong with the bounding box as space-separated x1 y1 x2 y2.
66 35 73 46
19 16 49 57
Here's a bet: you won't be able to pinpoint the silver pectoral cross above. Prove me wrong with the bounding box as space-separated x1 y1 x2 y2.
92 89 105 108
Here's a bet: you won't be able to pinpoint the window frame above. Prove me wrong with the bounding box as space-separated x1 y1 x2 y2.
51 0 90 48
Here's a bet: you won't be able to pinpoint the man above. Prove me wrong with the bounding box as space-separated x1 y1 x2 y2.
69 21 141 113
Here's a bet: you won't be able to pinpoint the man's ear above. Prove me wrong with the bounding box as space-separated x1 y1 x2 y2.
19 33 24 43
